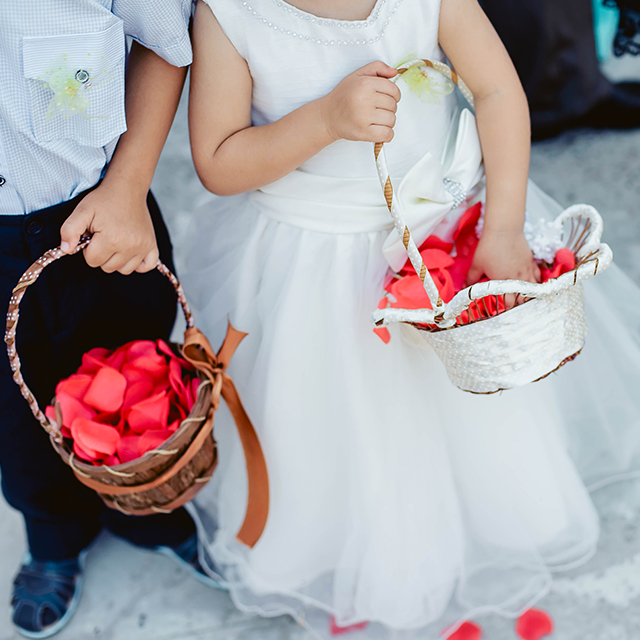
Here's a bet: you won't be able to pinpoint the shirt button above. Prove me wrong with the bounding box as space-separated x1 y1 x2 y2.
27 221 43 236
0 176 5 187
75 69 91 84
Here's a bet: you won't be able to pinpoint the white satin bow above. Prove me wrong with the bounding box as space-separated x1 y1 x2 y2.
382 108 485 272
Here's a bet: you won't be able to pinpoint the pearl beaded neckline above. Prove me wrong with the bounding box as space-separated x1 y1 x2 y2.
237 0 406 45
269 0 387 28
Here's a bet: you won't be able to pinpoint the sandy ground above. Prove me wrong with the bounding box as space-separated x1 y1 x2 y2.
1 56 640 640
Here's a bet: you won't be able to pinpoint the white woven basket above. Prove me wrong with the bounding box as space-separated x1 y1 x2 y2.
372 59 613 394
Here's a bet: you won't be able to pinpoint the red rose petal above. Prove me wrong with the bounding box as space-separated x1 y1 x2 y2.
168 419 181 433
107 346 128 371
45 405 56 423
329 617 368 636
373 327 391 344
444 621 482 640
127 391 170 433
103 454 121 466
169 358 187 396
421 248 455 270
83 367 127 413
56 374 92 400
516 609 554 640
71 417 120 456
73 440 99 463
156 339 176 359
117 435 142 463
125 340 157 362
453 202 483 242
186 378 201 410
57 392 96 428
123 378 155 411
78 347 112 374
138 429 174 456
389 276 432 310
131 355 167 378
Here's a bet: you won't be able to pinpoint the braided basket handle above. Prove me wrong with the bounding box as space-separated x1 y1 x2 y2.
4 234 194 442
374 58 475 317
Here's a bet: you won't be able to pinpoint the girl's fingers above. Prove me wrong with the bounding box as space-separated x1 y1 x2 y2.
371 77 402 102
369 125 394 143
373 109 396 128
374 93 399 113
359 60 398 79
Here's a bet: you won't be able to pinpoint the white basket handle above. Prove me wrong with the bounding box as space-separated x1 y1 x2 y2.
374 58 475 318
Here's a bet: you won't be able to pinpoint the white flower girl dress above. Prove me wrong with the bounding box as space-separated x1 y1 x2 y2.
183 0 640 637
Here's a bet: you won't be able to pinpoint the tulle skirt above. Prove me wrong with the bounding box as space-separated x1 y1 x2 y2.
181 182 640 639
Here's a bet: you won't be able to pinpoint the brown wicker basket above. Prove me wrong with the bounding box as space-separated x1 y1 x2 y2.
5 236 269 548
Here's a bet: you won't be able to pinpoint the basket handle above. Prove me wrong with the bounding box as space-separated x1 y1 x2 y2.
4 234 195 442
374 59 475 318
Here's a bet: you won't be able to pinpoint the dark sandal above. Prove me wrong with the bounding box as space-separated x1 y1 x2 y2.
11 551 87 639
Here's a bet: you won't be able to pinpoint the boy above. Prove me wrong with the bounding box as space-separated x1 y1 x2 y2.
1 2 212 636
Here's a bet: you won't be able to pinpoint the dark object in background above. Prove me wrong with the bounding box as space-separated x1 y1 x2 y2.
481 0 640 139
605 0 640 55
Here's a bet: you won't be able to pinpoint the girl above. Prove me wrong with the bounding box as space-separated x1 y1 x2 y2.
186 0 640 637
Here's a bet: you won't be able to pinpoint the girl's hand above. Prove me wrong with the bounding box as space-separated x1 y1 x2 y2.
467 229 541 287
319 61 401 143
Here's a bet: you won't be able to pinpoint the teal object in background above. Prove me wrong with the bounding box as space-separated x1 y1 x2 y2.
592 0 620 61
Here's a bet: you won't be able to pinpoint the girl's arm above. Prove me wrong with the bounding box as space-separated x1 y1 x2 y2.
189 0 401 196
439 0 540 284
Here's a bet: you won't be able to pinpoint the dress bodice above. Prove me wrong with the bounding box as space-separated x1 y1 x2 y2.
203 0 458 185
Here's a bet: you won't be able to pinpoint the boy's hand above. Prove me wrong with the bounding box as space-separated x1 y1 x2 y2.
466 229 540 306
319 61 401 144
60 183 159 274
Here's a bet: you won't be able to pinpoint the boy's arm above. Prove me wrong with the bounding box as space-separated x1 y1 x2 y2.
439 0 540 285
60 42 188 274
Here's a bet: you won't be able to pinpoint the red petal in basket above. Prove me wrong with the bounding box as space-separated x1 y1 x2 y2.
443 621 482 640
117 435 142 464
71 417 120 457
122 377 156 411
168 419 181 433
56 374 92 401
127 390 170 433
78 347 111 374
45 405 71 438
73 440 99 463
125 340 157 362
373 298 392 344
103 455 121 466
541 248 575 282
515 609 554 640
107 345 127 371
421 248 455 270
169 358 187 398
138 429 174 456
131 355 167 380
57 392 96 428
329 617 368 636
186 377 201 410
389 275 432 310
400 235 454 276
83 367 127 413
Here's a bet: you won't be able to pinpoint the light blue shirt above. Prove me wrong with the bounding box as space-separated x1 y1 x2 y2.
0 0 194 215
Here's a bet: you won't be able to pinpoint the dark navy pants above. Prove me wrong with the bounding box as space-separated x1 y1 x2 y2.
0 190 195 561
